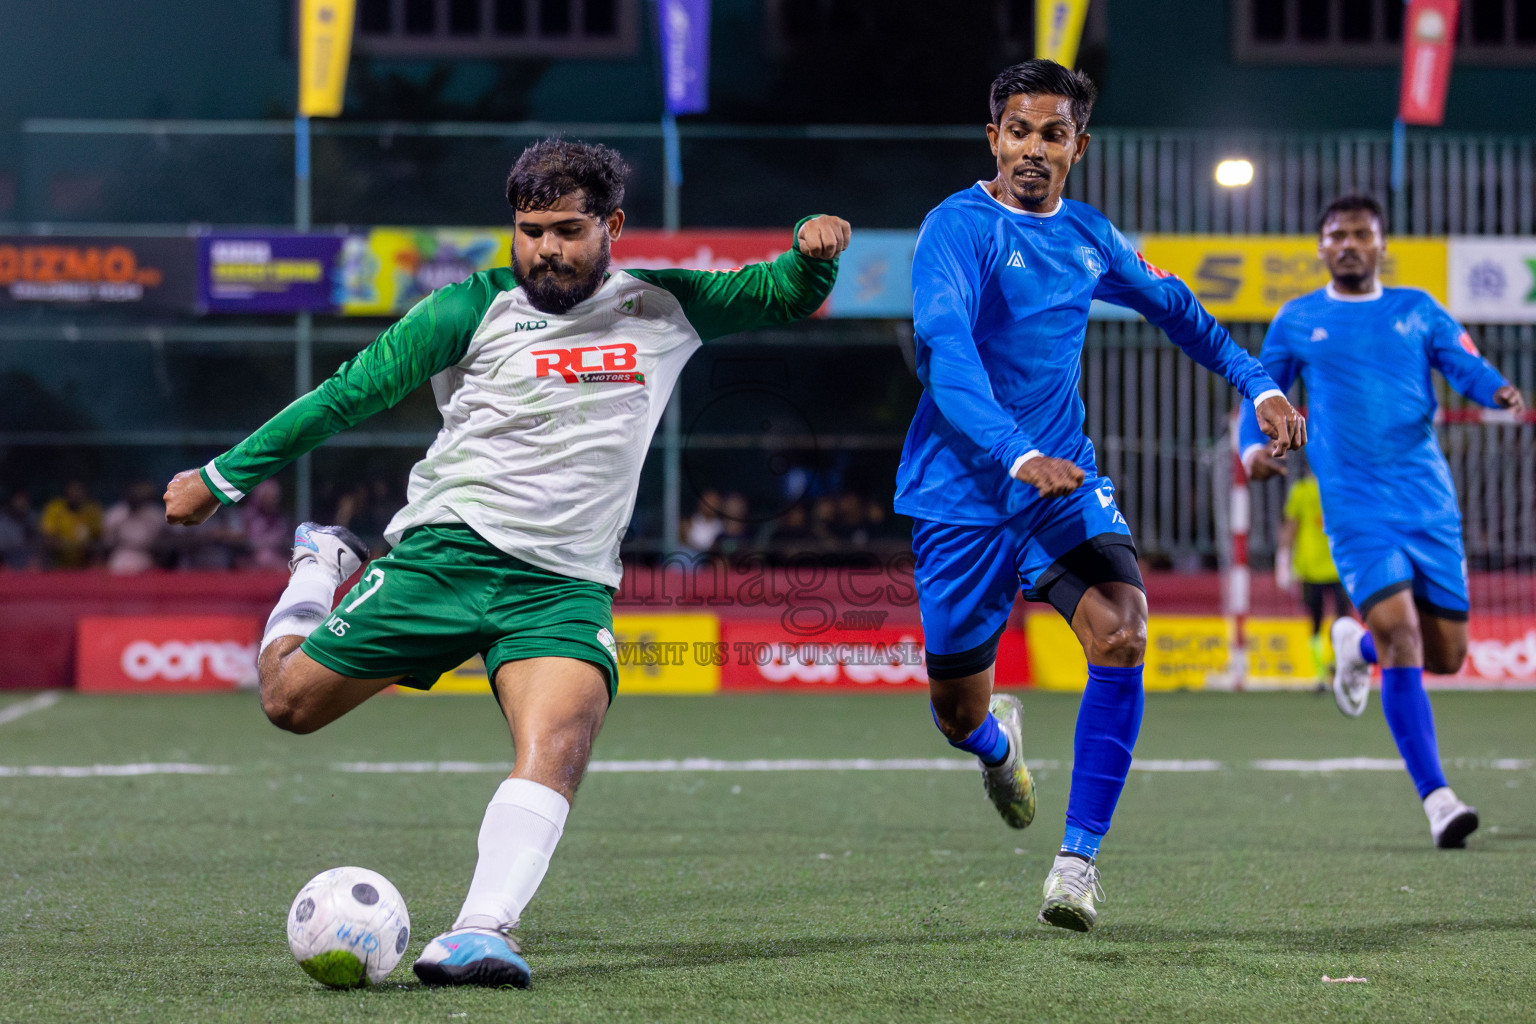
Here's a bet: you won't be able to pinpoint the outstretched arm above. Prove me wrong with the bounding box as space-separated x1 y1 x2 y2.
164 274 499 525
1094 228 1306 463
1424 302 1526 415
628 215 848 342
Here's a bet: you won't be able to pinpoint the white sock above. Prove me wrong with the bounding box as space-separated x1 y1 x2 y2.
454 778 570 931
259 561 338 657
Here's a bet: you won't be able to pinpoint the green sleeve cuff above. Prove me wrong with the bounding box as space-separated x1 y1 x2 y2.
200 462 243 506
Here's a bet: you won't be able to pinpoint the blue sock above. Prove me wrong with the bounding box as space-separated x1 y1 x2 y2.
1360 631 1379 665
1063 663 1145 843
1060 825 1103 860
933 704 1010 766
1380 666 1448 799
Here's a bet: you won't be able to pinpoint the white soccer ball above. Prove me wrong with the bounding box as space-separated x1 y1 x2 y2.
286 866 411 988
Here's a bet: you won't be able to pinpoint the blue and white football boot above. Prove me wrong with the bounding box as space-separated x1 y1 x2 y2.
290 522 369 583
413 927 532 988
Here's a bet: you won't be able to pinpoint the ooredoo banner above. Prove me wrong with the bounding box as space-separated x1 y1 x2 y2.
719 619 1029 690
0 236 197 311
1452 616 1536 686
76 616 260 693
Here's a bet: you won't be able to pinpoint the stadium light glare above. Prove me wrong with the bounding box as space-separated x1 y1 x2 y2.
1215 159 1255 187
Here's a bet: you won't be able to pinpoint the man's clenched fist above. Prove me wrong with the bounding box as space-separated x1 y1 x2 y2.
797 216 852 261
1013 456 1085 499
164 469 222 526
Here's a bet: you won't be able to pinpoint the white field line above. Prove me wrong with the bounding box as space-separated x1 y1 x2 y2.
0 757 1532 779
0 763 229 778
1253 757 1405 772
0 691 61 727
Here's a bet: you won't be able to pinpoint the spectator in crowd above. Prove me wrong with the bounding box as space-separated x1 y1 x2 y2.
809 496 840 545
239 479 292 569
0 490 40 569
836 492 870 547
754 500 813 552
39 480 102 568
332 477 398 555
102 480 169 574
681 490 725 555
715 492 752 555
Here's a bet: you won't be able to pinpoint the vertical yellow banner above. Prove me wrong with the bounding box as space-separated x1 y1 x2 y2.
1036 0 1091 67
299 0 357 117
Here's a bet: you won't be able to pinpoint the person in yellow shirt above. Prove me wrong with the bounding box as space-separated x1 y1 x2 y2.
1278 466 1352 677
39 480 103 568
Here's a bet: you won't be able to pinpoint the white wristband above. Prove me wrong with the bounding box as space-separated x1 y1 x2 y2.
1239 443 1267 474
1252 388 1285 407
1008 450 1043 478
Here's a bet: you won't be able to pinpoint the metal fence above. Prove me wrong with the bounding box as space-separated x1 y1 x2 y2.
3 120 1535 234
2 120 1534 566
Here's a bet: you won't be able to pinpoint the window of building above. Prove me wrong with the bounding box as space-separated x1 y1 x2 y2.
350 0 637 57
1235 0 1536 64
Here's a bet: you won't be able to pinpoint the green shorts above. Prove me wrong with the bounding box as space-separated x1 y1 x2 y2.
301 525 619 699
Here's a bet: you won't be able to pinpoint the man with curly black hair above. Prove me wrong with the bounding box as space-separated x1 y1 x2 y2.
163 138 851 987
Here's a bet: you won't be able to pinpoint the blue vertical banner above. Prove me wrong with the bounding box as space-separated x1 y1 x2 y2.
659 0 711 115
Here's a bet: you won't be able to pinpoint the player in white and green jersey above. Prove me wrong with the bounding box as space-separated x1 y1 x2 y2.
164 138 850 988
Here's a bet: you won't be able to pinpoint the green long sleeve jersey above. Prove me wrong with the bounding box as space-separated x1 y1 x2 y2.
200 226 839 587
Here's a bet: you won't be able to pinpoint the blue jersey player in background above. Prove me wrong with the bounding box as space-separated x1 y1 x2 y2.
1241 194 1527 850
898 60 1307 932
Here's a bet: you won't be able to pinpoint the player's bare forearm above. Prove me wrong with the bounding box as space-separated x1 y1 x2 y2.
1245 450 1287 481
1256 395 1307 457
796 216 851 261
164 469 222 526
1494 384 1527 417
1012 456 1085 499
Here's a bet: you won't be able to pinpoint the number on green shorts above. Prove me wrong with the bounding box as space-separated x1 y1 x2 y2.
344 568 386 612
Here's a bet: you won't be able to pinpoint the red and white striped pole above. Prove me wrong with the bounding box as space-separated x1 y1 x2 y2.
1227 409 1250 691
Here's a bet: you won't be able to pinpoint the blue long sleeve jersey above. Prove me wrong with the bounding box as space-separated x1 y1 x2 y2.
896 184 1280 525
1238 285 1508 530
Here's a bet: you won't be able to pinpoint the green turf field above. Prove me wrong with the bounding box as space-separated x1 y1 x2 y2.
1 689 1533 1023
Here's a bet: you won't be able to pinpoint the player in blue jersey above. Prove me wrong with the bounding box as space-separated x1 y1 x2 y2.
898 60 1307 933
1241 194 1526 849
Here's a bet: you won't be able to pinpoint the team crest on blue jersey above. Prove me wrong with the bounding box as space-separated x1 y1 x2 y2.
1006 250 1026 269
1394 310 1428 337
1310 327 1329 342
1079 247 1104 277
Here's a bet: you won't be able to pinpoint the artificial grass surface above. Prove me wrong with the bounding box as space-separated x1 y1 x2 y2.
0 690 1533 1023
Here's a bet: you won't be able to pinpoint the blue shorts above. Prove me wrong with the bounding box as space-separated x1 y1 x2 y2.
913 475 1138 656
1329 519 1469 620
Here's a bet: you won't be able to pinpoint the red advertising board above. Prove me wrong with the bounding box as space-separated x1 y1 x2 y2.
1399 0 1459 126
611 230 788 272
719 619 1029 690
76 616 261 693
1447 616 1536 687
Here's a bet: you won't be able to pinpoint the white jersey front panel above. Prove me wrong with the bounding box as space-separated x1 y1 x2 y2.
384 271 700 587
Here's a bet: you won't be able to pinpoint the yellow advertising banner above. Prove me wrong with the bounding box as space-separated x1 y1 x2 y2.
337 228 512 316
299 0 357 118
609 613 721 695
1025 614 1330 690
1036 0 1092 68
1135 235 1448 321
408 613 722 697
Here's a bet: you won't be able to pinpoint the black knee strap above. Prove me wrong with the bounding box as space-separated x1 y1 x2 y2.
925 624 1005 681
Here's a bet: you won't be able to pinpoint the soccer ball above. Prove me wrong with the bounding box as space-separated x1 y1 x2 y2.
286 867 411 988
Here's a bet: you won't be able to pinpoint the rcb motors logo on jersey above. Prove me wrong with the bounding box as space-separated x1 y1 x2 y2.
532 342 646 384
